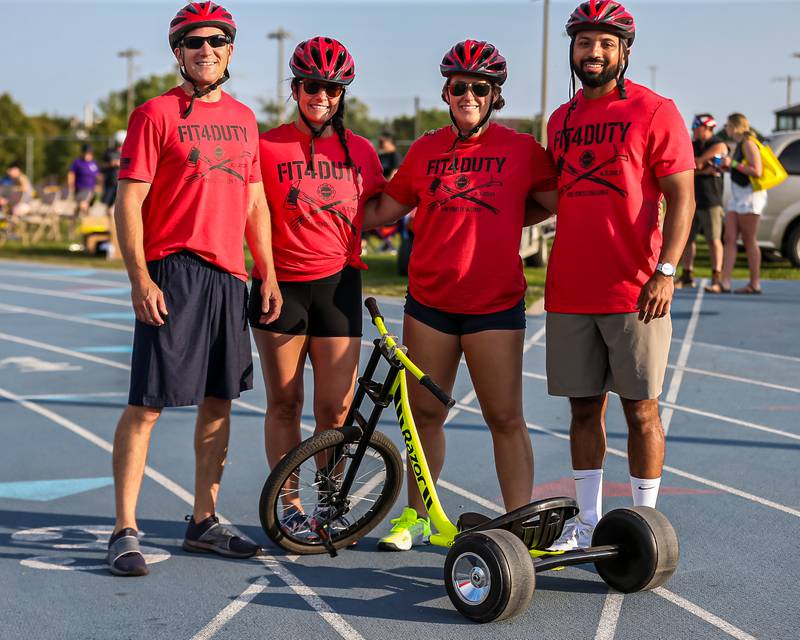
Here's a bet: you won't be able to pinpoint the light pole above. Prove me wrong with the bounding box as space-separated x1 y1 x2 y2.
117 49 141 118
771 75 800 107
648 65 658 91
268 27 292 123
539 0 550 145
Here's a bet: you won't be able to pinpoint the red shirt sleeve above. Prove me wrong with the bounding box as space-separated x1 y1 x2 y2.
647 100 695 178
529 138 559 193
384 142 420 206
119 110 162 183
249 134 262 183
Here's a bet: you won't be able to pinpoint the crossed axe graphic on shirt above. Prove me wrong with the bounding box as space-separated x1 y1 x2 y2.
558 147 629 197
284 181 358 234
184 147 249 183
427 176 502 214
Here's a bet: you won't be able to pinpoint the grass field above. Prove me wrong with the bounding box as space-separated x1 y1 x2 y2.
0 237 797 304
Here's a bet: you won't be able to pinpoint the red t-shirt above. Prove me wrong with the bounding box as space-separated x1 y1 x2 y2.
385 123 557 314
253 124 385 281
119 87 261 281
545 82 694 313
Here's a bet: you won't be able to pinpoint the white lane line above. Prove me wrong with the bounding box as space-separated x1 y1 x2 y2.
444 389 477 425
0 268 128 288
653 587 758 640
662 279 705 435
660 400 800 442
666 364 800 394
523 325 547 354
454 402 800 519
596 280 705 639
437 479 505 514
0 332 130 371
0 387 364 640
0 303 132 332
5 329 798 520
190 577 271 640
674 337 800 365
593 593 625 640
19 392 128 401
0 283 130 306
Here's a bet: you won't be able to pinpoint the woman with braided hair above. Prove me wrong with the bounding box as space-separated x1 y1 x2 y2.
249 36 385 535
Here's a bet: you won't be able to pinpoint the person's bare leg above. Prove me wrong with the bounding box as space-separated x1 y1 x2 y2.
619 398 664 478
720 212 740 290
253 328 308 512
709 237 724 274
113 405 162 534
569 395 608 470
737 213 761 290
462 329 532 511
402 315 461 517
308 336 361 432
193 396 232 522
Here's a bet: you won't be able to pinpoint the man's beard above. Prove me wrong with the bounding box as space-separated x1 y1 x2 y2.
573 58 621 88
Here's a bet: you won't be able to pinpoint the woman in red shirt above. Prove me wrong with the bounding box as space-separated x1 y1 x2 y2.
249 37 385 533
365 40 558 550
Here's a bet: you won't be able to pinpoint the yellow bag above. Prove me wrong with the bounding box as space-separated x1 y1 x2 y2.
744 136 788 192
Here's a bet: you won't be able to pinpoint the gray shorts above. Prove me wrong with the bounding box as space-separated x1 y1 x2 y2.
545 312 672 400
696 205 724 242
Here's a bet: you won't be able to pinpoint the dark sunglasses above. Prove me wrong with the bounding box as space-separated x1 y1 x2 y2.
300 80 345 98
448 80 493 98
181 34 232 50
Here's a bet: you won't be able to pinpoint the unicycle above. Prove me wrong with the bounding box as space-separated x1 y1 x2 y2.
258 298 680 621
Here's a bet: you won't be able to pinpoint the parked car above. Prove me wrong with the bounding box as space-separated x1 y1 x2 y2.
722 131 800 266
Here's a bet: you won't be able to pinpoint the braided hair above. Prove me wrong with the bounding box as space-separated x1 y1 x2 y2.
330 98 354 169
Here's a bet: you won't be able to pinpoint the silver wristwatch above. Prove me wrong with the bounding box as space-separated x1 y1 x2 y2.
656 262 676 277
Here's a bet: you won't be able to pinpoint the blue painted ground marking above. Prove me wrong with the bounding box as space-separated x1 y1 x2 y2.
33 269 97 277
77 288 131 296
75 346 132 354
84 312 135 320
0 477 113 501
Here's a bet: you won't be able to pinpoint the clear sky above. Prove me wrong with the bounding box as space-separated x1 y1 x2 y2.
5 0 800 134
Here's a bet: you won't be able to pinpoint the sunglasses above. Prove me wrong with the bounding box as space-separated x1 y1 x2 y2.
300 81 345 98
448 80 493 98
181 34 232 50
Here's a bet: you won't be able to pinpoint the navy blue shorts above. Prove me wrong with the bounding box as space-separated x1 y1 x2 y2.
128 251 253 408
404 291 526 335
249 266 362 337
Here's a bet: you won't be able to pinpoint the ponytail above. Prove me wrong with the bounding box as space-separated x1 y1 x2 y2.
331 97 354 169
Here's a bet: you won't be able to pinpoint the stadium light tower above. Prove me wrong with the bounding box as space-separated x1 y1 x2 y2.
117 49 141 118
268 27 292 123
537 0 550 145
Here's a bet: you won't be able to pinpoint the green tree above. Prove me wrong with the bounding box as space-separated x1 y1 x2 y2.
342 96 382 140
29 114 80 183
0 93 33 170
93 72 178 138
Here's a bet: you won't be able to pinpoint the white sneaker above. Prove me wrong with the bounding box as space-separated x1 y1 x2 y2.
547 518 594 552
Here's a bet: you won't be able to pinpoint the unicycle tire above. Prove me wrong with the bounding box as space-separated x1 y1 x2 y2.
444 529 536 623
592 506 680 592
259 429 403 555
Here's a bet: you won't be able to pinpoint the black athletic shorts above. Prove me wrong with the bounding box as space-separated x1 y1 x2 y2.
404 291 526 335
249 266 362 337
128 251 253 408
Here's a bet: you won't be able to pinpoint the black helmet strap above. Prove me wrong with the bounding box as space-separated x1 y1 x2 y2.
179 64 230 119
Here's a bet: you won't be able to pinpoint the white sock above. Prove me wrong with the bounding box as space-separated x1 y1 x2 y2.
630 475 662 508
573 469 603 527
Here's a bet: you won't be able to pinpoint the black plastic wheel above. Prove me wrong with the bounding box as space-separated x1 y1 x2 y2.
592 507 679 592
259 429 403 554
444 529 536 623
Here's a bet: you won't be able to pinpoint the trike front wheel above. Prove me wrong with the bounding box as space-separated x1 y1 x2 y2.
259 428 403 554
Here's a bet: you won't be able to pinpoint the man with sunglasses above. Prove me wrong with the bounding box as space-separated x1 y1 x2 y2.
107 2 281 577
544 1 694 552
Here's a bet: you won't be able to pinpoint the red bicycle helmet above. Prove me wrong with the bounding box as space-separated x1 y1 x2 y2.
290 37 355 86
566 1 635 44
440 40 507 85
169 2 237 50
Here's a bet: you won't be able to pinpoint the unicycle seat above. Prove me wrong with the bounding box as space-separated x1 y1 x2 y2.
456 497 579 550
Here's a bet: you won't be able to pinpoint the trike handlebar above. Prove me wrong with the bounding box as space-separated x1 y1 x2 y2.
364 298 455 409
